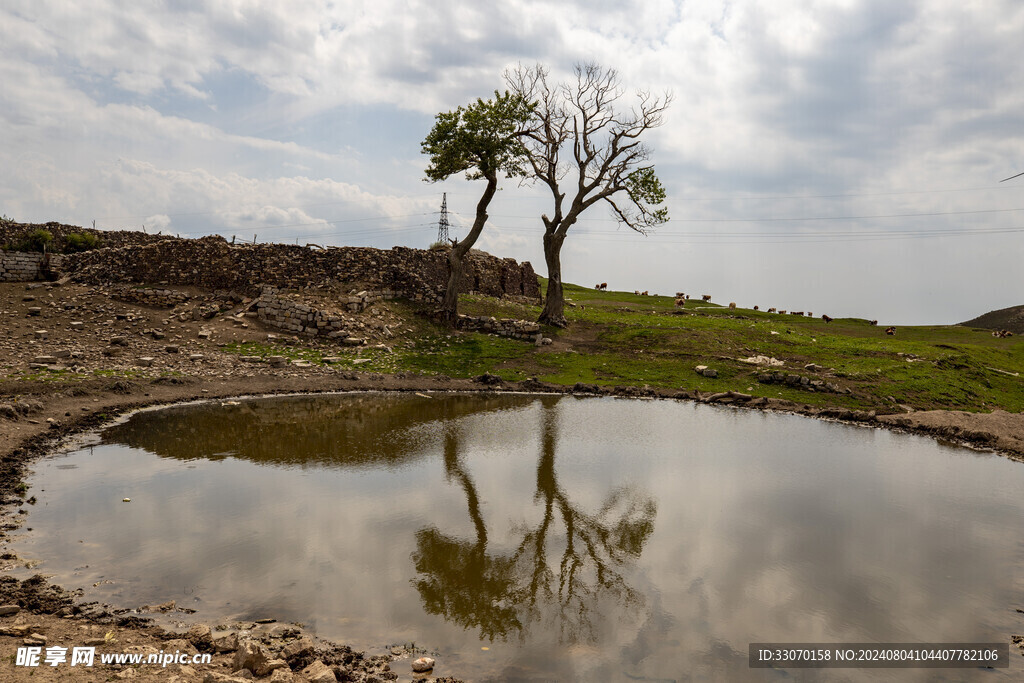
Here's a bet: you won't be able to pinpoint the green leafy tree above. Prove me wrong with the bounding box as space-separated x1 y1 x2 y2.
422 91 535 323
506 63 671 327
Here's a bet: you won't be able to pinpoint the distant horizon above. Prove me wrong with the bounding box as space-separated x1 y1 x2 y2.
2 1 1022 326
5 216 1017 329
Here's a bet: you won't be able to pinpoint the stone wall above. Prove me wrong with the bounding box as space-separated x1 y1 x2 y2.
456 314 542 341
256 290 391 342
63 235 540 301
0 252 65 281
0 220 169 253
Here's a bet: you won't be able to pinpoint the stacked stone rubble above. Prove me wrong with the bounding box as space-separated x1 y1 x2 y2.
256 291 380 342
107 285 193 307
456 314 542 341
0 221 169 253
62 235 540 301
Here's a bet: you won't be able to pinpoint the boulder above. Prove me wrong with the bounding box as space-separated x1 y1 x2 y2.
187 623 213 650
301 660 338 683
412 656 436 673
233 639 271 675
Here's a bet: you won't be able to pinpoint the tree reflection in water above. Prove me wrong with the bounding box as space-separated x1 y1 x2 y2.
412 398 657 643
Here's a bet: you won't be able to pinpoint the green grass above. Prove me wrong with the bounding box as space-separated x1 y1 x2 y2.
392 333 532 380
9 279 1015 415
471 279 1024 412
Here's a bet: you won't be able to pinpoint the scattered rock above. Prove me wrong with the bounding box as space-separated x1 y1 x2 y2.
203 673 251 683
212 631 239 653
301 660 338 683
187 623 213 650
234 639 271 675
0 604 21 617
281 636 314 662
412 656 436 673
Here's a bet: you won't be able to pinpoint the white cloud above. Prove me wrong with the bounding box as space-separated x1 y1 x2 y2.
0 0 1021 322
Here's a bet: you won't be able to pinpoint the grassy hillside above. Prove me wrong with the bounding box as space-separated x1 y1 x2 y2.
367 279 1022 414
961 304 1024 334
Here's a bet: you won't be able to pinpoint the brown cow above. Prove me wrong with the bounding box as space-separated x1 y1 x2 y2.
869 320 878 326
807 312 813 317
885 326 896 335
728 302 736 309
675 298 686 308
702 294 712 301
791 311 803 316
779 310 787 315
767 307 777 313
753 305 759 311
821 314 833 323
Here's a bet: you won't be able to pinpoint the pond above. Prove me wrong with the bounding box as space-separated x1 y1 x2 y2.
12 393 1024 681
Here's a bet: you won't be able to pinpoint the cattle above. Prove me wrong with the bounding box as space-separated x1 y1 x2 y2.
885 326 896 335
807 312 813 317
767 308 777 313
675 298 685 308
753 305 759 311
869 320 878 326
635 290 641 295
992 329 1015 338
728 302 736 309
821 314 833 323
702 294 712 301
642 291 649 296
599 283 607 290
779 310 787 315
676 292 685 298
791 311 804 316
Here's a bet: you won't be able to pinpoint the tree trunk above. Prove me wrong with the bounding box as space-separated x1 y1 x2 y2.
438 173 498 325
538 230 568 327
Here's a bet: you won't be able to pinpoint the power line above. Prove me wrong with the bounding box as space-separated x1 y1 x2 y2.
457 207 1024 224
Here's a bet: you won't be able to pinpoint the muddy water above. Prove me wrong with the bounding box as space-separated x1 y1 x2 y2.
13 393 1024 681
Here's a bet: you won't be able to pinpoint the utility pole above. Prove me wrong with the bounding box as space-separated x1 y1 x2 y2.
437 192 450 244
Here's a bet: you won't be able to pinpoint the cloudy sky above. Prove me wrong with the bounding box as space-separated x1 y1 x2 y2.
1 0 1022 324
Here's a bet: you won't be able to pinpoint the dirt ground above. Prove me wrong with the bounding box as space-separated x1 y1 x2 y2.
2 280 1023 680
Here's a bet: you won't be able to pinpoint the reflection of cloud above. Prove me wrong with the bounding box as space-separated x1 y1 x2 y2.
14 395 1024 681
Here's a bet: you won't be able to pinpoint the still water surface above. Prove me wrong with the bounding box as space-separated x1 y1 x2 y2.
14 393 1024 681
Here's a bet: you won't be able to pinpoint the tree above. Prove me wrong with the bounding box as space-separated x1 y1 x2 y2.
412 397 656 643
421 91 534 323
506 63 671 327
